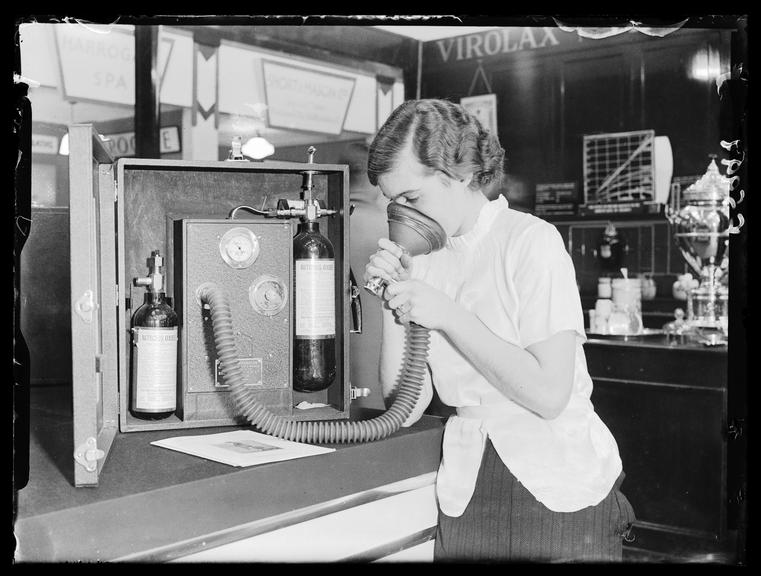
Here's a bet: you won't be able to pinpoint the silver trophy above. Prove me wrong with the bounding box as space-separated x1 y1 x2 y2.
665 157 730 345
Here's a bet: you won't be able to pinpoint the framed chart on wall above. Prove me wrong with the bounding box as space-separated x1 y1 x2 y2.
460 94 498 137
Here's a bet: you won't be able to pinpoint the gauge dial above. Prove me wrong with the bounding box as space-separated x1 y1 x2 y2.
219 227 260 269
226 236 252 261
249 275 288 316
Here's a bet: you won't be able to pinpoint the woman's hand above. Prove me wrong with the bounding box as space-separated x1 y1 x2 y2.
383 278 457 331
363 238 413 286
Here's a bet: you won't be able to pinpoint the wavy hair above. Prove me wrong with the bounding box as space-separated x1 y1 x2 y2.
367 99 505 190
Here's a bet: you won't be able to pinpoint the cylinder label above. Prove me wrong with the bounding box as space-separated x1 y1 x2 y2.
295 259 335 337
132 326 177 411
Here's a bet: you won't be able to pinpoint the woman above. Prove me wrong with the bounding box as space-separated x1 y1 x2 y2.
363 99 635 562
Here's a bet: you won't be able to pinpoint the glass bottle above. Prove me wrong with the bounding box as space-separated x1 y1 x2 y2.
293 220 337 392
130 251 178 420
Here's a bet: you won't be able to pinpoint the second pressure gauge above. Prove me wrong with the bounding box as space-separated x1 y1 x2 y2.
219 227 260 269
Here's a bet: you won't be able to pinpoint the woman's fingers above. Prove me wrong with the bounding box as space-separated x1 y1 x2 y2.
365 246 404 280
378 237 404 258
369 252 400 278
364 239 412 288
364 263 395 284
374 249 404 274
377 239 412 276
387 294 410 310
389 297 412 324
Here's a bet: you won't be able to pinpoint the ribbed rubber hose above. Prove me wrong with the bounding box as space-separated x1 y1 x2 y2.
198 283 428 443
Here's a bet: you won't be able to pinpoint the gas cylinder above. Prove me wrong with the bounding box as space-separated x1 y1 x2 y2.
130 251 178 420
291 147 337 393
293 220 337 392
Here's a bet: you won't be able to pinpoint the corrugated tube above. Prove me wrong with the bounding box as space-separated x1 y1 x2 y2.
197 283 428 443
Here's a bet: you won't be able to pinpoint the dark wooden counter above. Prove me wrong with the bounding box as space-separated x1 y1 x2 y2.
584 335 739 563
13 385 445 562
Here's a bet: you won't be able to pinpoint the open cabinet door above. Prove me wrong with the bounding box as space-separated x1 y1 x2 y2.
68 124 119 486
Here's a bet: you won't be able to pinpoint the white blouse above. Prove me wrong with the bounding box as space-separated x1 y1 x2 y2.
410 195 622 516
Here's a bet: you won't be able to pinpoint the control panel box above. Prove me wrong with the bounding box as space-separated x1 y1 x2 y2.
173 218 294 423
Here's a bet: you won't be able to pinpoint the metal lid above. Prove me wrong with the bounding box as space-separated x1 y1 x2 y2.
683 159 730 203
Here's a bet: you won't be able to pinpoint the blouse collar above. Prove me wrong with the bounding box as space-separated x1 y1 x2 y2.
446 194 509 250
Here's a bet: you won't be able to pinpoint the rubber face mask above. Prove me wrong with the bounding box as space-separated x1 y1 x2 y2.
364 202 447 298
386 201 448 256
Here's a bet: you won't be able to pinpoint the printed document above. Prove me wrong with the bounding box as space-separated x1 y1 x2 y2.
151 430 335 467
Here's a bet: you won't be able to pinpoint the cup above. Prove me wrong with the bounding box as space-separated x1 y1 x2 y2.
593 299 613 334
611 278 643 334
595 298 613 318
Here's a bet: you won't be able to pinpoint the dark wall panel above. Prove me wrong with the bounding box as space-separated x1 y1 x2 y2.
20 209 72 385
491 61 553 200
560 52 631 189
641 40 724 176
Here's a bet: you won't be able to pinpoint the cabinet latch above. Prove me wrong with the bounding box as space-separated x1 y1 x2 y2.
349 268 362 334
727 418 745 441
74 437 105 472
351 386 371 400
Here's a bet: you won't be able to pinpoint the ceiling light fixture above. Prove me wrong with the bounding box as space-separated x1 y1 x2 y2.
242 136 275 160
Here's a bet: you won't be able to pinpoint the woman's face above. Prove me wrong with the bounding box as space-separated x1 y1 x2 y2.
376 141 474 238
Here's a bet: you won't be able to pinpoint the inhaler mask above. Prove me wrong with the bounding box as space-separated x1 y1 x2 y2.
364 201 448 298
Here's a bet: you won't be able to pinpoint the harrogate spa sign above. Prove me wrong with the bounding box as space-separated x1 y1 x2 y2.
426 27 579 65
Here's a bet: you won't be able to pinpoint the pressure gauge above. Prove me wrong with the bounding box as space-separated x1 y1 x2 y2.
219 227 260 269
249 275 288 316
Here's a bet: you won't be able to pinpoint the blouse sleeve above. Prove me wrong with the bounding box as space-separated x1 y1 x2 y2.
510 221 586 348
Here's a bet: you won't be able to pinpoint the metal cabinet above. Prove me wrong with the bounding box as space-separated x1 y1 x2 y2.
67 124 352 486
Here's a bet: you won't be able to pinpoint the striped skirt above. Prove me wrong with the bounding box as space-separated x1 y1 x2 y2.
433 439 635 563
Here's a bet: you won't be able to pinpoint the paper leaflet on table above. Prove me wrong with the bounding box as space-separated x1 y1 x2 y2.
151 429 335 467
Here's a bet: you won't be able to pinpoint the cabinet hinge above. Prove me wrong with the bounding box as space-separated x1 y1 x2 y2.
74 437 105 472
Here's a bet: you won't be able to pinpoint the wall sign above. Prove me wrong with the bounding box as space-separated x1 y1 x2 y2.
54 25 135 106
460 94 498 137
102 126 181 158
262 59 355 135
157 27 194 108
31 134 60 155
534 182 578 217
426 27 580 65
52 24 192 107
